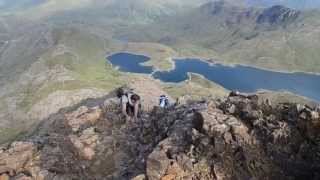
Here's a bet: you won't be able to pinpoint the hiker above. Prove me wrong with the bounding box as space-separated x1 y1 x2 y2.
229 91 241 97
159 95 170 108
117 88 141 122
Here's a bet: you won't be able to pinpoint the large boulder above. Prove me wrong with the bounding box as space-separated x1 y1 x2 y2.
0 142 35 176
65 106 102 132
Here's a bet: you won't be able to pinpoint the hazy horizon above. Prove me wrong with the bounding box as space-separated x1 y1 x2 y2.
246 0 320 9
1 0 320 11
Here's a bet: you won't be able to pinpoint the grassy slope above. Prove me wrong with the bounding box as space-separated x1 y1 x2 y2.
163 73 229 100
19 27 125 111
256 90 318 107
14 0 92 18
16 24 184 112
0 26 126 143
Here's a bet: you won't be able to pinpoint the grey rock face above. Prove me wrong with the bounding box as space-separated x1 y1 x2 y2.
257 5 300 26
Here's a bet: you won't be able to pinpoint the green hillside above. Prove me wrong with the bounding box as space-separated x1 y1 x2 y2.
116 2 320 73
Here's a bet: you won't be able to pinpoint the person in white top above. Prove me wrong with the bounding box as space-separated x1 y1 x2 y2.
159 95 169 108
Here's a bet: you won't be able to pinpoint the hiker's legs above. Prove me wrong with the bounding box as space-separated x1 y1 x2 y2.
126 103 134 117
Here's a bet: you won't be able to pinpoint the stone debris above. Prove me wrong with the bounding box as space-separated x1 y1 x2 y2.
0 92 319 179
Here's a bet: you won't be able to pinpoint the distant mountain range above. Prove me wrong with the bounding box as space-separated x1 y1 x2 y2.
1 0 319 14
246 0 320 9
116 1 320 73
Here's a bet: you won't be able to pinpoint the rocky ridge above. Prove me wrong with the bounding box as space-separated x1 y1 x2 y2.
257 5 300 26
0 92 320 180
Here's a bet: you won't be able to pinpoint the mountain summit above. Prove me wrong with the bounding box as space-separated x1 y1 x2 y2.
246 0 320 10
0 91 319 179
257 5 300 26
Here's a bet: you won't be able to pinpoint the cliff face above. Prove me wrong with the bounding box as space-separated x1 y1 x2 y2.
0 92 319 180
256 5 300 26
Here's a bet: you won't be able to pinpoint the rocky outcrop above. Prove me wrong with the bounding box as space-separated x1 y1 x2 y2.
148 94 320 179
257 5 300 26
0 92 319 179
200 2 300 29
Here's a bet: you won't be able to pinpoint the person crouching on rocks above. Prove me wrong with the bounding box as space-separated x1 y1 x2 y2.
117 88 141 122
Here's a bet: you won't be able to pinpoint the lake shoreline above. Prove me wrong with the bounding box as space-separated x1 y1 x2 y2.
172 56 320 76
107 52 320 102
106 51 320 76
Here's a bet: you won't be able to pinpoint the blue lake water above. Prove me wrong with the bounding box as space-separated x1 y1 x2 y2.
107 52 320 102
108 53 153 74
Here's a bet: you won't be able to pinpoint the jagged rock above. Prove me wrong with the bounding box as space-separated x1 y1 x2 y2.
257 5 300 26
65 106 102 132
145 93 320 179
227 104 236 114
69 127 99 160
0 92 319 180
146 148 170 180
0 142 35 176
